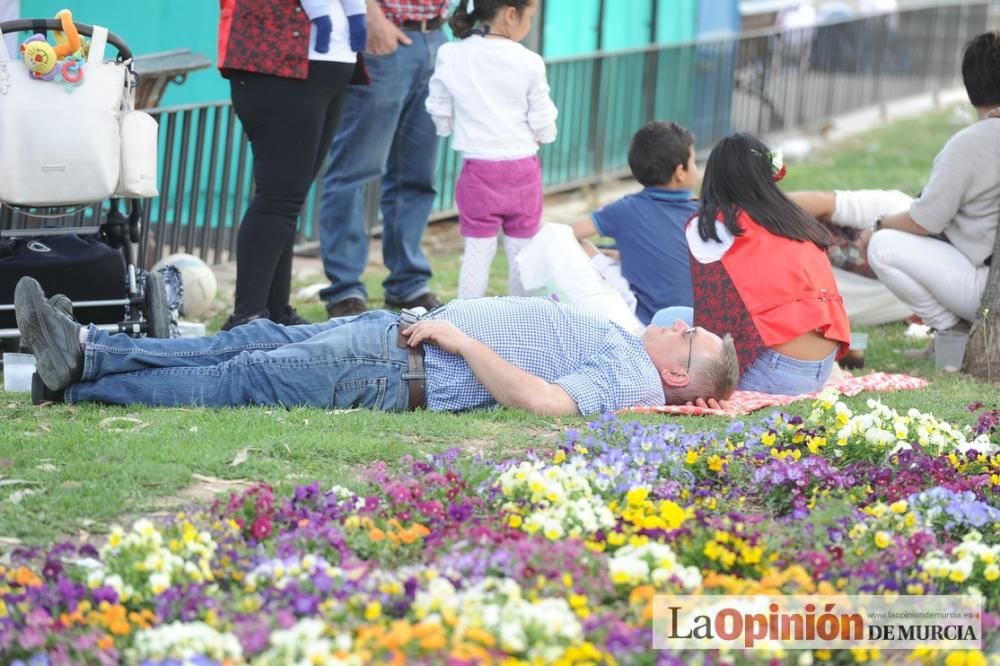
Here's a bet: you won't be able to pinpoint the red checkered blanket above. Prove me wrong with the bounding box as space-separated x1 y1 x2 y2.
627 372 929 417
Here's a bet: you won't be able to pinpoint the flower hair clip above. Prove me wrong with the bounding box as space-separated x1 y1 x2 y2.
752 148 787 182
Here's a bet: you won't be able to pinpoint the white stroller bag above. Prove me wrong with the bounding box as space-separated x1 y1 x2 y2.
0 26 128 206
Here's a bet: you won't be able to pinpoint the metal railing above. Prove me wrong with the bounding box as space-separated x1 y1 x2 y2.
1 1 994 268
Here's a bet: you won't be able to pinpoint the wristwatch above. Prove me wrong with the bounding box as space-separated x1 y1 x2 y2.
874 216 884 231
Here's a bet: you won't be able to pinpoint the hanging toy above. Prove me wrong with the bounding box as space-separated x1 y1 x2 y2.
19 9 85 90
52 9 88 60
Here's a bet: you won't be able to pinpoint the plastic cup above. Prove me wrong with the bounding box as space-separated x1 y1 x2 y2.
2 353 36 393
841 332 868 369
934 330 969 372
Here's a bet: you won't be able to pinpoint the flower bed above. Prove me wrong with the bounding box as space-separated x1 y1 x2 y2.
1 396 997 665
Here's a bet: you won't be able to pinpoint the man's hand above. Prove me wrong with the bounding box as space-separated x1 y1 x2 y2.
403 319 579 416
366 10 412 55
686 397 730 411
402 320 470 354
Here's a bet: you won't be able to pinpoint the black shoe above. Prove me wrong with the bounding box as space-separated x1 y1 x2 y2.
221 310 270 331
383 292 441 311
272 305 310 327
31 372 64 405
48 294 74 319
14 277 83 392
326 297 368 318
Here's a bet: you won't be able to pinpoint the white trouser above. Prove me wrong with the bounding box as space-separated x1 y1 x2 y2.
867 229 989 330
828 189 917 324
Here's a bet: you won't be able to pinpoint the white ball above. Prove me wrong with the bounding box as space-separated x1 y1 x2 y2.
152 253 218 318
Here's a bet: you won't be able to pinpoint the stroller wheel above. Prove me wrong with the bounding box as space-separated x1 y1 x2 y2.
144 271 171 339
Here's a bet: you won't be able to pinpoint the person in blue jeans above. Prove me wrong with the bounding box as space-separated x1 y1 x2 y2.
318 0 452 318
14 277 738 415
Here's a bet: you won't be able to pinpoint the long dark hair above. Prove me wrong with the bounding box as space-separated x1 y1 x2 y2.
449 0 534 39
697 133 831 248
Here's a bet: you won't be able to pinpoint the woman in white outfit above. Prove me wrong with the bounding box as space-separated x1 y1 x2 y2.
791 31 1000 354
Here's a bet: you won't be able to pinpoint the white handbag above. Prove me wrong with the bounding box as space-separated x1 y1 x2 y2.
0 25 156 206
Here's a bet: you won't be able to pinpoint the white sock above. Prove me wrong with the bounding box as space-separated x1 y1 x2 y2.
458 236 498 299
503 235 533 296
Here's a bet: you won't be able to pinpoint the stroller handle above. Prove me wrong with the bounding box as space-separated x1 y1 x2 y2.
0 19 132 61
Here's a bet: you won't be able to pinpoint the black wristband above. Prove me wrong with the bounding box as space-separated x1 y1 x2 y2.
874 216 883 231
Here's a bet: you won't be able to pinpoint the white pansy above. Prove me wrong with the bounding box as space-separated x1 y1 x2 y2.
128 621 243 664
608 542 702 591
497 459 616 540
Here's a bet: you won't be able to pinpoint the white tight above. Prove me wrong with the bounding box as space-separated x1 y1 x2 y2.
458 235 534 299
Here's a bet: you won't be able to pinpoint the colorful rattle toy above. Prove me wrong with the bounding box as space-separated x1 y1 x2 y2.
19 9 84 86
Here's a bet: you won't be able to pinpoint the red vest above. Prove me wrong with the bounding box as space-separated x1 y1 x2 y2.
218 0 312 80
690 212 851 373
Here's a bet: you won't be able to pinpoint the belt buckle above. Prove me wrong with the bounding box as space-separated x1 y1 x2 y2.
419 18 429 33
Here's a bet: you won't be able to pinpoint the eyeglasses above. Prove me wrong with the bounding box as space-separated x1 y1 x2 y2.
683 327 697 373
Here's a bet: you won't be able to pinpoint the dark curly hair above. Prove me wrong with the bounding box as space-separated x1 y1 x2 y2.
962 31 1000 108
628 121 694 187
449 0 534 39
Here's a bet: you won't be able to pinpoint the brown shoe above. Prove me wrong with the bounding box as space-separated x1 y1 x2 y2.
326 297 367 318
384 292 441 311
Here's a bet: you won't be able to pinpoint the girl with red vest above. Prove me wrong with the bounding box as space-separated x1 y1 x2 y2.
217 0 367 330
686 133 851 395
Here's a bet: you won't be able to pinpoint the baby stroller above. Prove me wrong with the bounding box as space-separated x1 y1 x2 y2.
0 19 169 371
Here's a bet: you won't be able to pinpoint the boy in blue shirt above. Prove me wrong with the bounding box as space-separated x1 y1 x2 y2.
571 121 699 325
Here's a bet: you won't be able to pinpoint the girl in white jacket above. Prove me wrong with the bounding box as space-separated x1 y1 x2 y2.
426 0 557 298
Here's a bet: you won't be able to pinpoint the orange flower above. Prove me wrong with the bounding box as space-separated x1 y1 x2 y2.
368 528 386 542
399 523 430 545
96 634 114 650
14 567 41 588
382 621 413 650
411 621 440 639
419 632 447 651
465 627 497 647
629 584 655 605
104 605 130 635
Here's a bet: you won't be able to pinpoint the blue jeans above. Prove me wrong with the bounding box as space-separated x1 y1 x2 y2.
318 29 446 305
737 348 837 395
66 312 411 409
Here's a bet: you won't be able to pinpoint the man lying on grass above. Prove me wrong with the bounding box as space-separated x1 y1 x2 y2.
15 277 738 416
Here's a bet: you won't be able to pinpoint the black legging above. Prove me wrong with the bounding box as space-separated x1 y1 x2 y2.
229 60 355 321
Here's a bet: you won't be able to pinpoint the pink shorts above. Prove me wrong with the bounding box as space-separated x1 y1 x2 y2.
454 155 542 239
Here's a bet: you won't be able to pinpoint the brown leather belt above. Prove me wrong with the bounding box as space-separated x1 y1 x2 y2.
396 325 426 410
398 16 445 32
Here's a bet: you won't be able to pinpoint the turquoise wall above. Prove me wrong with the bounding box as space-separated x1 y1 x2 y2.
20 0 227 105
601 0 653 51
541 0 601 58
656 0 698 43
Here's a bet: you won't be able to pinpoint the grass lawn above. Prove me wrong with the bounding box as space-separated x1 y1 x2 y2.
0 104 992 546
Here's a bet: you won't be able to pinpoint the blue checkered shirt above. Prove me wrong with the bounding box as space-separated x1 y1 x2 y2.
423 298 665 413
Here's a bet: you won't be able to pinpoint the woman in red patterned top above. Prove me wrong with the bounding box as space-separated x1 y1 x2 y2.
217 0 367 331
686 133 851 395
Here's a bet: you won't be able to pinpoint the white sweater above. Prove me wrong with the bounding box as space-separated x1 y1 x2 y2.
426 35 558 160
